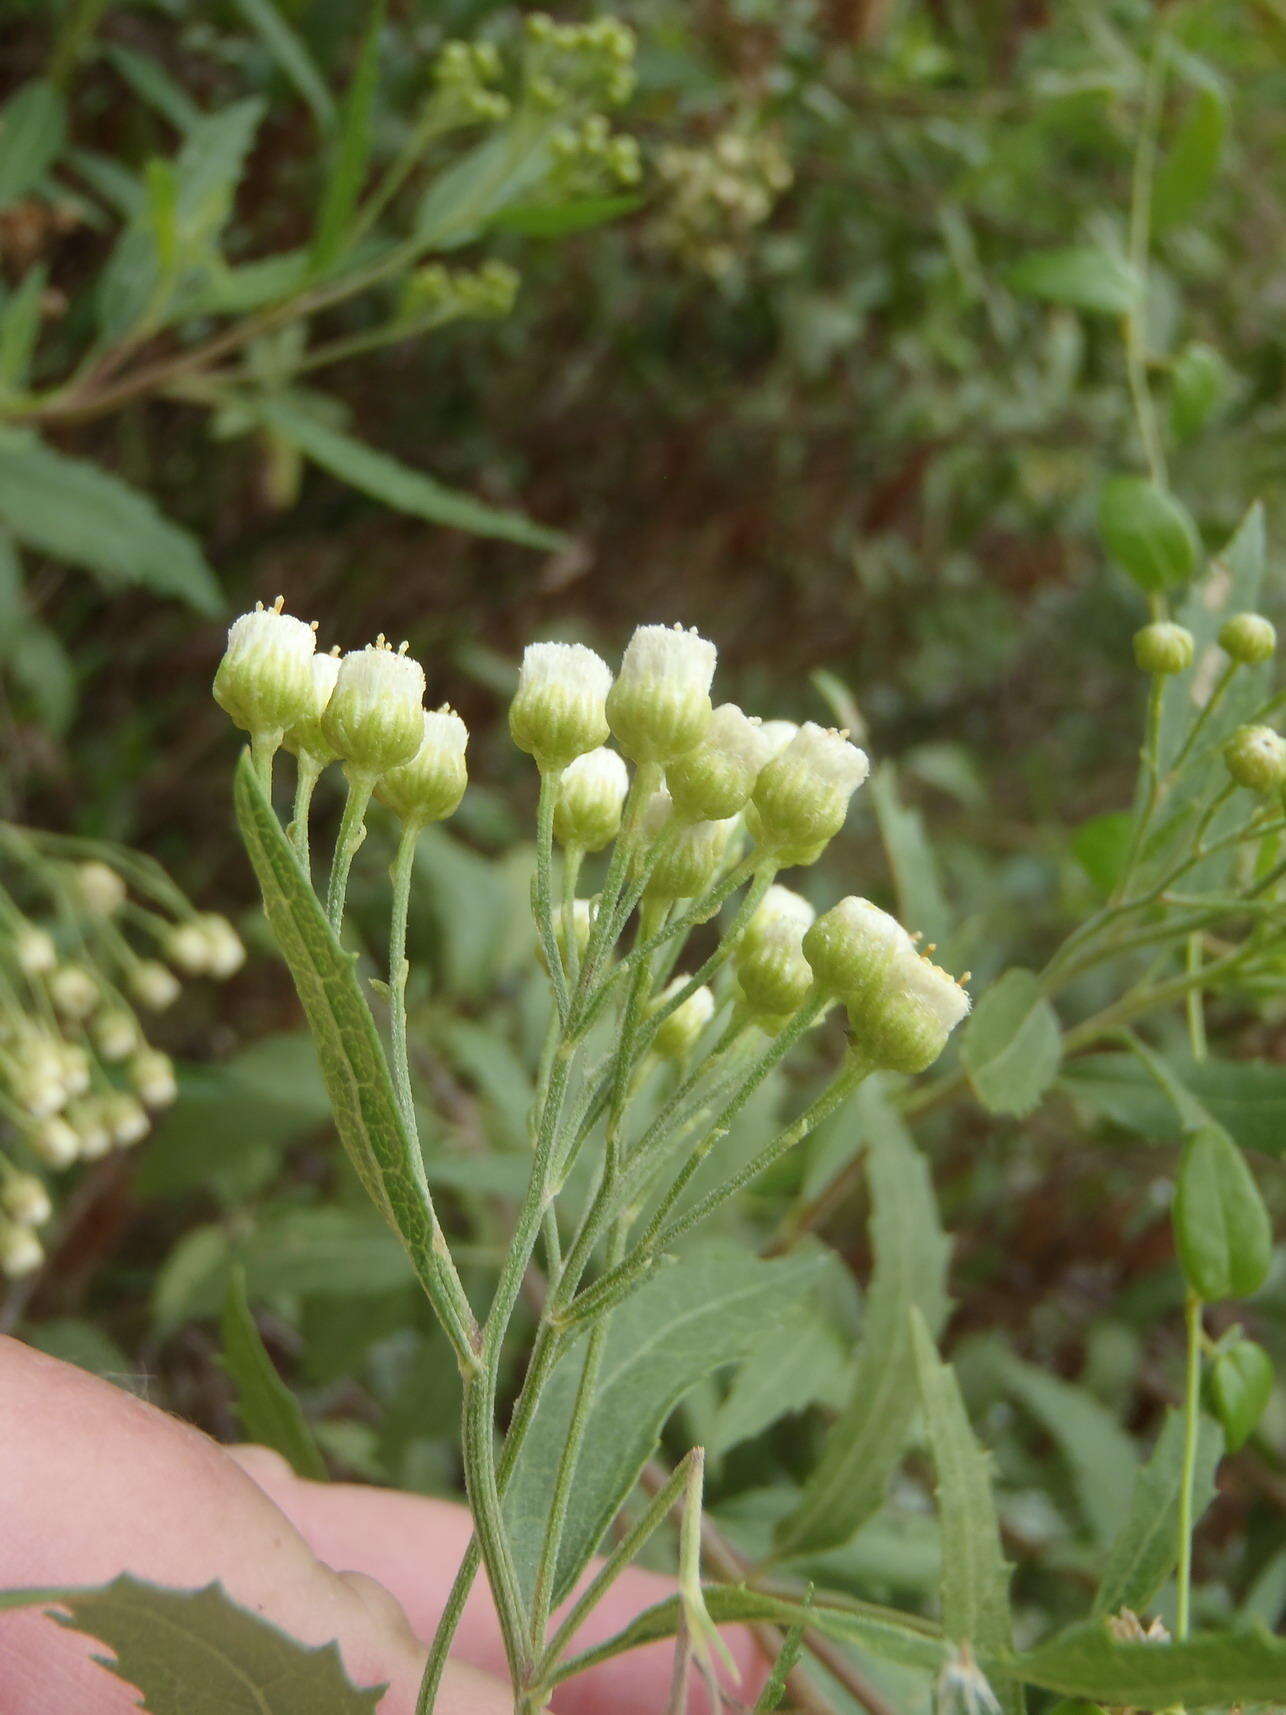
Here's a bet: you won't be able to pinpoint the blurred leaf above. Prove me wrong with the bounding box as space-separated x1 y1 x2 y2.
220 1267 327 1480
0 1577 382 1712
1208 1337 1273 1453
1008 247 1138 315
707 1301 851 1461
1065 1050 1286 1157
1168 341 1233 443
910 1311 1018 1712
777 1108 950 1556
0 429 220 612
1154 86 1226 232
1070 811 1133 897
0 263 48 392
252 395 567 550
1004 1618 1286 1705
1097 476 1199 594
230 0 335 133
415 111 565 252
309 0 385 271
0 82 67 211
1173 1123 1272 1302
961 969 1062 1119
869 764 949 946
27 1319 131 1384
103 44 202 131
492 193 643 238
505 1241 829 1608
1092 1408 1223 1617
4 617 71 734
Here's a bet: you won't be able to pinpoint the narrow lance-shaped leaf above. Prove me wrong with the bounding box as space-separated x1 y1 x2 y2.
309 0 386 271
220 1266 328 1481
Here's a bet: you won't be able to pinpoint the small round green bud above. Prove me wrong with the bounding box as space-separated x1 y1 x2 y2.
283 648 343 763
322 637 427 779
746 723 870 865
0 1221 42 1278
735 917 814 1019
49 963 98 1021
1219 612 1276 666
129 1047 177 1109
91 1007 139 1063
12 924 55 977
376 707 469 827
853 951 970 1074
651 978 716 1061
1224 724 1286 792
27 1116 78 1169
641 792 736 901
739 885 815 963
130 959 181 1011
1132 622 1194 676
606 623 717 765
509 641 612 773
666 703 769 821
553 747 629 851
1 1170 51 1227
76 860 126 916
803 897 914 1006
213 597 318 740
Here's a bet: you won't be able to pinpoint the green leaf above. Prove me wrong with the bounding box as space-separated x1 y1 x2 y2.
415 111 563 252
1173 1123 1272 1302
230 0 335 133
1154 86 1227 233
961 969 1062 1118
0 428 220 612
1208 1336 1274 1453
1168 341 1232 443
777 1106 950 1556
1003 1617 1286 1706
102 44 203 131
868 763 949 947
1093 1407 1223 1617
0 1576 382 1712
0 82 67 211
505 1242 828 1608
910 1313 1016 1688
0 262 48 392
1069 811 1133 898
707 1302 851 1461
1066 1049 1286 1157
492 193 643 237
220 1267 328 1480
250 395 567 550
309 0 385 271
1008 247 1138 316
233 750 477 1352
1097 476 1199 594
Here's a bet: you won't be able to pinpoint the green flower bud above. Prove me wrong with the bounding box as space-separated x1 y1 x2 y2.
739 884 815 963
735 917 814 1019
165 921 211 975
91 1007 139 1063
553 747 629 851
376 707 469 827
641 792 736 901
213 597 318 740
853 950 970 1074
1207 1334 1273 1452
76 860 126 916
667 703 770 821
1224 724 1286 792
510 641 612 772
1132 622 1194 675
283 648 343 763
651 977 715 1061
49 963 98 1021
606 623 716 764
0 1220 42 1278
27 1116 78 1169
196 914 246 978
803 897 915 1006
746 723 869 865
129 1048 177 1109
1 1170 51 1227
322 638 427 778
130 959 181 1011
1219 611 1276 666
12 924 55 977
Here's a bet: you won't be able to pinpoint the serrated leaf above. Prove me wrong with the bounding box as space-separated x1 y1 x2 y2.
1093 1407 1223 1617
505 1242 828 1608
777 1105 950 1556
0 428 220 612
1002 1617 1286 1705
869 763 949 947
961 969 1062 1118
0 82 66 210
910 1312 1017 1705
1154 86 1226 233
1008 247 1138 315
220 1266 327 1480
250 395 566 550
0 1577 381 1713
1098 476 1199 594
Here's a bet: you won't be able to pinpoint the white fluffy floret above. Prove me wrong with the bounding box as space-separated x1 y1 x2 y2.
616 624 717 694
510 642 613 770
896 951 971 1031
782 723 870 795
13 925 56 977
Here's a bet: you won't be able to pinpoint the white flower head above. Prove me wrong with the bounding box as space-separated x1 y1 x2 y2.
756 719 798 760
103 1092 149 1149
646 808 737 902
92 1007 139 1063
743 884 816 955
607 623 717 764
130 1048 178 1109
748 722 870 865
66 1099 110 1160
0 1221 42 1279
803 896 914 1002
197 914 246 978
667 702 771 821
323 637 427 778
13 925 56 977
898 950 972 1032
2 1172 52 1228
166 921 211 975
213 597 318 739
76 861 126 917
130 959 181 1011
510 642 612 772
652 977 716 1061
854 944 971 1075
378 706 470 827
736 910 814 1021
49 963 98 1021
284 647 343 763
554 746 630 852
29 1117 79 1170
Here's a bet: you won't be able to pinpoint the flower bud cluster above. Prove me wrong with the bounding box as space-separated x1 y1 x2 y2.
431 39 511 127
400 260 520 329
650 128 793 279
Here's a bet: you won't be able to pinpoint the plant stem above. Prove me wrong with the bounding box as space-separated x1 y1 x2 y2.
289 753 324 873
326 772 375 931
534 768 570 1022
388 820 421 1137
1176 1289 1204 1641
1123 29 1168 494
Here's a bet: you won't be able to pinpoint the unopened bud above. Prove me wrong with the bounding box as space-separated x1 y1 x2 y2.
101 1092 149 1148
1 1171 51 1228
196 914 245 978
213 598 318 739
283 648 343 763
49 963 98 1020
642 792 736 901
651 978 716 1060
1224 724 1286 792
166 921 211 974
12 924 55 976
75 860 126 916
606 624 717 764
92 1007 139 1063
747 723 870 865
1219 612 1276 666
553 748 629 851
803 897 914 1005
130 959 181 1010
65 1099 110 1160
0 1221 42 1278
129 1048 177 1109
666 703 769 821
509 642 612 772
376 707 469 826
55 1042 90 1098
322 639 427 778
735 917 814 1019
28 1116 78 1169
756 720 798 760
1133 622 1194 676
854 951 970 1074
740 885 815 961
